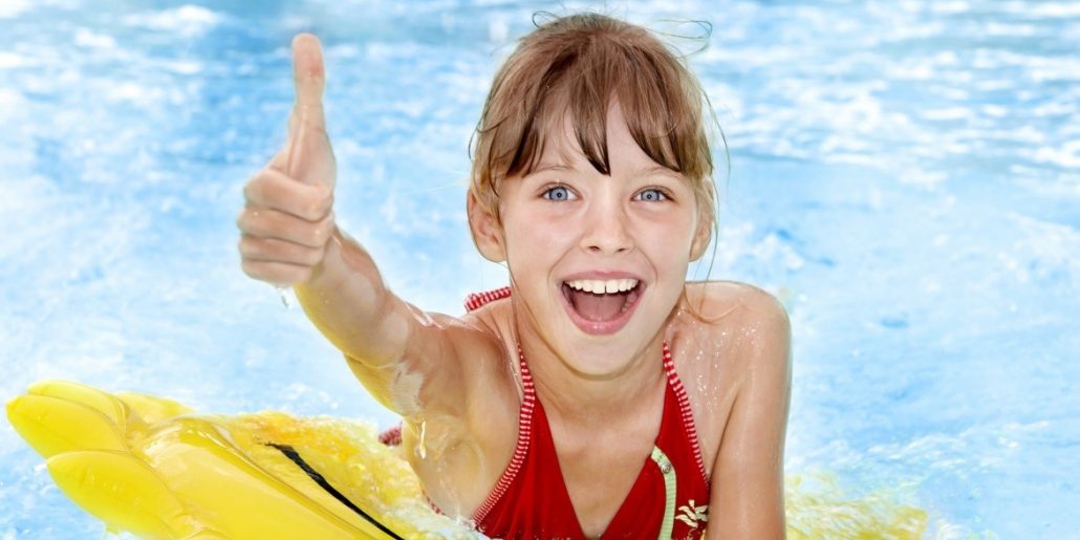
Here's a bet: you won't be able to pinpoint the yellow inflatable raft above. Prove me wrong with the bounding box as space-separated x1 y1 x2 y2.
6 380 479 539
7 381 929 539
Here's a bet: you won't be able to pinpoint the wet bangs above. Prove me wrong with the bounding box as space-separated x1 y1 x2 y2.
471 13 715 218
509 27 712 183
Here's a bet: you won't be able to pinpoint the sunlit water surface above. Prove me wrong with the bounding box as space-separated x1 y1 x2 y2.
1 0 1078 538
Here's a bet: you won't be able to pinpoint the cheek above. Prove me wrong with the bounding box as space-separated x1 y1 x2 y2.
644 214 698 252
506 215 568 252
502 220 559 277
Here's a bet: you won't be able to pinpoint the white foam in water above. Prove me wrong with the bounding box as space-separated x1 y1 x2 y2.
2 1 1078 538
122 5 223 36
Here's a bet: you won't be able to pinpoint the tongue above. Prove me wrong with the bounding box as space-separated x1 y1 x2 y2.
569 291 627 322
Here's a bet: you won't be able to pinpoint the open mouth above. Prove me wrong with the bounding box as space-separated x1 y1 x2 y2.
562 278 642 323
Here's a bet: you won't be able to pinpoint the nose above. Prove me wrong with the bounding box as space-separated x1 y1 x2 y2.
580 199 633 255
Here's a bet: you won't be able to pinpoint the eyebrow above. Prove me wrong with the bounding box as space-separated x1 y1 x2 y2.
529 136 591 175
634 164 683 180
528 163 683 180
527 163 574 178
515 162 572 184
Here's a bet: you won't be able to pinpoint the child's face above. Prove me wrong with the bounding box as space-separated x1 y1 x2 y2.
484 102 710 374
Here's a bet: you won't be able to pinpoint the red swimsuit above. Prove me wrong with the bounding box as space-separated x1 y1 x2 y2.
465 288 710 540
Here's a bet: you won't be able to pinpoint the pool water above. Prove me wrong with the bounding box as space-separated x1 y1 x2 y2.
1 1 1077 538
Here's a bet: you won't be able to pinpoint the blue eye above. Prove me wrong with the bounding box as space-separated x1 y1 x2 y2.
543 185 572 201
636 188 667 202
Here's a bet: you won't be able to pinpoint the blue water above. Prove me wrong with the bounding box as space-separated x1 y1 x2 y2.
2 0 1077 538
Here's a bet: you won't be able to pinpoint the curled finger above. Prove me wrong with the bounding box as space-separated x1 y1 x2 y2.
238 234 327 267
240 259 315 287
236 207 335 249
243 168 334 222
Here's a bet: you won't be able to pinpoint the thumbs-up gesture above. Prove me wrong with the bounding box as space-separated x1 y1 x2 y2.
238 34 337 286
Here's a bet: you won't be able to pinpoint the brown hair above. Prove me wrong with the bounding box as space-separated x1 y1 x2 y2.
469 12 719 239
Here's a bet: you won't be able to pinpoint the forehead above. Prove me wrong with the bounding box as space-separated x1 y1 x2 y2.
469 15 715 207
532 102 677 176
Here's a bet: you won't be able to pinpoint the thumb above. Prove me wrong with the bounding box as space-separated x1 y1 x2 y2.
281 33 335 187
290 33 325 135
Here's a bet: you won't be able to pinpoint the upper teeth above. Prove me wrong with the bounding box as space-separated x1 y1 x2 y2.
565 279 639 294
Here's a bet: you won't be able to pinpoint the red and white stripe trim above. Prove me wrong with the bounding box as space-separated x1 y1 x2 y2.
662 342 709 484
464 286 512 312
471 345 536 524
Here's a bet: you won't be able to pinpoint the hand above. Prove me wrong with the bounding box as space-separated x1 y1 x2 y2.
238 34 337 286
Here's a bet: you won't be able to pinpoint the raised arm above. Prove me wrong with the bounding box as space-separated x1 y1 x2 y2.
236 34 485 415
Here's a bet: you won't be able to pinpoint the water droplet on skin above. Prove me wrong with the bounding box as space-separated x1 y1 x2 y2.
276 285 291 309
417 420 428 460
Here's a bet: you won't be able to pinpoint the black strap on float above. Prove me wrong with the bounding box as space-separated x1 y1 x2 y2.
268 443 405 540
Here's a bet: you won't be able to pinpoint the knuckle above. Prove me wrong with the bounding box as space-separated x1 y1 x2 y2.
237 236 261 259
240 259 262 280
236 210 261 234
304 186 334 220
244 171 270 201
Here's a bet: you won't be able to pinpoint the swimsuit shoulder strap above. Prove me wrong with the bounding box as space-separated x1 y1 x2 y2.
661 342 709 483
466 285 539 525
464 286 512 312
471 345 537 524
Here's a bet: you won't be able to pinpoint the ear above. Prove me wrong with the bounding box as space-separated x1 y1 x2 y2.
689 213 713 262
468 191 507 263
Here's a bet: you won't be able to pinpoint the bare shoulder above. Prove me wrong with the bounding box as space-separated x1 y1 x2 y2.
448 296 519 398
452 295 522 429
670 281 792 470
347 292 517 432
670 281 791 379
681 281 790 347
458 293 517 347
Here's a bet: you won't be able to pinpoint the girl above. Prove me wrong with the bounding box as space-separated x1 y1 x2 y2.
238 13 790 540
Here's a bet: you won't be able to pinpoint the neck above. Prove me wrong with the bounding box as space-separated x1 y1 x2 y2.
520 333 667 425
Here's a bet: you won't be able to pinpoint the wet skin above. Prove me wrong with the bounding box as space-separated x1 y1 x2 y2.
238 34 791 539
